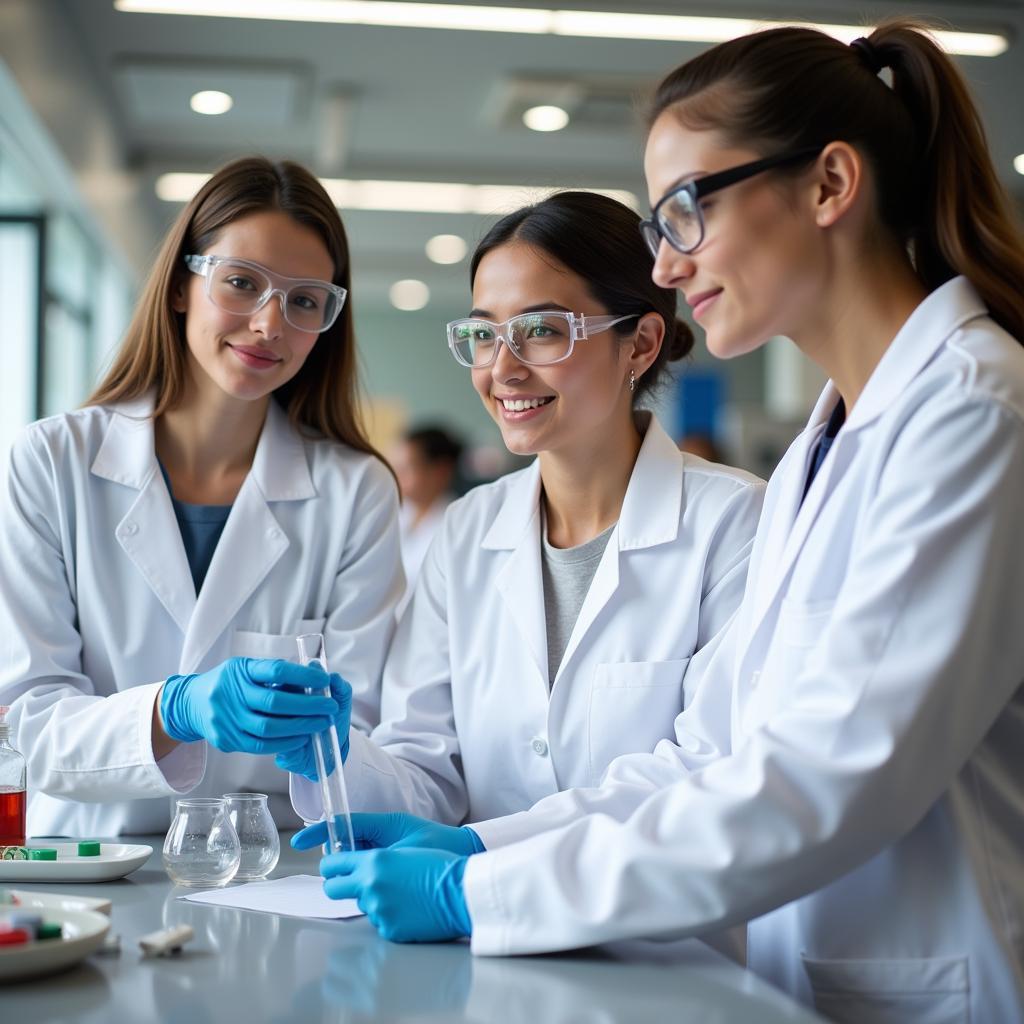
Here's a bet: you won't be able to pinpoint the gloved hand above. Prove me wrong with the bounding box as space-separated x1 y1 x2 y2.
273 669 352 781
320 847 472 943
292 812 485 855
159 657 338 754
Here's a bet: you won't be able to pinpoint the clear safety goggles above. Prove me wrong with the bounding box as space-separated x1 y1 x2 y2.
184 254 347 333
446 310 639 368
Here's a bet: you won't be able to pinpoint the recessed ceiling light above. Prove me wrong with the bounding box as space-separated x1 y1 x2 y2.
155 173 638 213
114 2 1009 57
189 90 233 115
523 105 570 132
1015 154 1024 176
390 279 430 311
426 234 468 264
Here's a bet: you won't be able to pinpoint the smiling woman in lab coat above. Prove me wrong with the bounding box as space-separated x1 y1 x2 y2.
308 22 1024 1023
291 190 764 835
0 157 402 838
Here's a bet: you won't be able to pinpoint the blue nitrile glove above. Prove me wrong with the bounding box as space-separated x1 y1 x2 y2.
292 812 485 855
273 669 353 781
320 847 472 943
160 657 338 754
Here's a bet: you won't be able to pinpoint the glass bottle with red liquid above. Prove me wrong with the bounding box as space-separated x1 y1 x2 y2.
0 705 27 847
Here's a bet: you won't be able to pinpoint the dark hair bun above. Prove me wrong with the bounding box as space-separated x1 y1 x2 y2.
665 317 695 362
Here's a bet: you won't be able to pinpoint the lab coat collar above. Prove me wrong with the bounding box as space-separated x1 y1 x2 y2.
91 394 315 501
840 276 988 432
744 277 988 642
249 399 317 502
481 413 682 552
90 393 159 489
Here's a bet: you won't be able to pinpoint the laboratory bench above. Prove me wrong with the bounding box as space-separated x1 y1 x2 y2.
3 836 826 1023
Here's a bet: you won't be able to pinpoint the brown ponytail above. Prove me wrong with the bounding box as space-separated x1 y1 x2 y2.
648 19 1024 344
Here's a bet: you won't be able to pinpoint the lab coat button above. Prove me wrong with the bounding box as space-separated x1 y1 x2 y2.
750 671 761 689
123 522 139 537
531 737 548 757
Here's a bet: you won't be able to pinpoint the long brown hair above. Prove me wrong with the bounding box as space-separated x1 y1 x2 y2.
88 156 387 461
648 19 1024 344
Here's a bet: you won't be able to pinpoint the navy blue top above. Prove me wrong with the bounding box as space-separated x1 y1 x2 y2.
802 399 846 504
158 462 232 594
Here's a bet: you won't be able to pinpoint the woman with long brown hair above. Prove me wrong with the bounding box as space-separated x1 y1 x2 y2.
309 22 1024 1022
0 156 402 838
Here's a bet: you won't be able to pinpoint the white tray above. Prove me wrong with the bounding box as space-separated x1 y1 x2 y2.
0 906 110 982
0 843 152 883
3 889 112 916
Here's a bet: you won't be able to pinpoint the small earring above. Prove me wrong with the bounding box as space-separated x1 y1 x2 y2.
629 369 636 393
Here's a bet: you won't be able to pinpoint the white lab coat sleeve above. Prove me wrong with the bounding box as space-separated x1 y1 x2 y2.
465 395 1024 955
691 479 764 651
324 457 404 736
470 481 762 851
291 516 469 825
0 426 205 801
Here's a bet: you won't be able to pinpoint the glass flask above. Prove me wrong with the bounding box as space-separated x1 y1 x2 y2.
0 706 27 847
222 792 279 880
163 797 241 887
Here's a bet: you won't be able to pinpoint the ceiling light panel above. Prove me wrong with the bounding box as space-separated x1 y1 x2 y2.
114 1 1009 57
390 278 431 310
157 173 638 212
190 89 233 115
523 105 570 132
426 234 468 263
116 59 304 126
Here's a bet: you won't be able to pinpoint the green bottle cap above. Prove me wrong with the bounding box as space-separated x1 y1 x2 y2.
77 841 101 857
29 848 57 861
37 922 63 941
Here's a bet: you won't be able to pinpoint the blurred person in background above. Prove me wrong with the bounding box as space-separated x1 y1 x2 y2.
392 424 463 612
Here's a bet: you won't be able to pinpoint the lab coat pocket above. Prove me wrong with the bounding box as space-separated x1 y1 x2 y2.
231 618 326 661
588 659 688 784
778 597 834 681
780 597 834 648
801 953 969 1024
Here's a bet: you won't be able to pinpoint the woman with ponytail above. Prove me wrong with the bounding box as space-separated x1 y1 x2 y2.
291 193 763 932
314 22 1024 1022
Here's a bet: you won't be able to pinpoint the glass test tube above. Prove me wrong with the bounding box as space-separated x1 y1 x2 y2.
295 633 355 854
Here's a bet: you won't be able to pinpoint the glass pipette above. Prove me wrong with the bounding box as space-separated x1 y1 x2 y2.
295 633 356 854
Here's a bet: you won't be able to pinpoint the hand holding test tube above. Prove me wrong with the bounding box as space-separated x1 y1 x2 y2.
295 633 356 853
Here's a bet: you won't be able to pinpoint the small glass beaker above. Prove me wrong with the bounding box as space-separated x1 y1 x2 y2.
163 797 241 888
223 792 279 880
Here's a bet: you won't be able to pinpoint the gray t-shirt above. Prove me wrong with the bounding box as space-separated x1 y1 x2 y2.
541 518 616 687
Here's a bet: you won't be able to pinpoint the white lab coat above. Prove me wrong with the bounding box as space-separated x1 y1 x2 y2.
293 415 764 827
0 394 402 838
462 278 1024 1023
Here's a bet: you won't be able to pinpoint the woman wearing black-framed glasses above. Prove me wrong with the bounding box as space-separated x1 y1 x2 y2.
310 24 1024 1024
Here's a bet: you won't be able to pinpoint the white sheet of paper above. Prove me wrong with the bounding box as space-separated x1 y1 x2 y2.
178 874 364 920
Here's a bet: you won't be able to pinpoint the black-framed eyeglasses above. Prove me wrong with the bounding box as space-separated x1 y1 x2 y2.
639 147 821 257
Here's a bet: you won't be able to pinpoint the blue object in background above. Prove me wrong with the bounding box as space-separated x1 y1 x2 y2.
676 369 725 441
